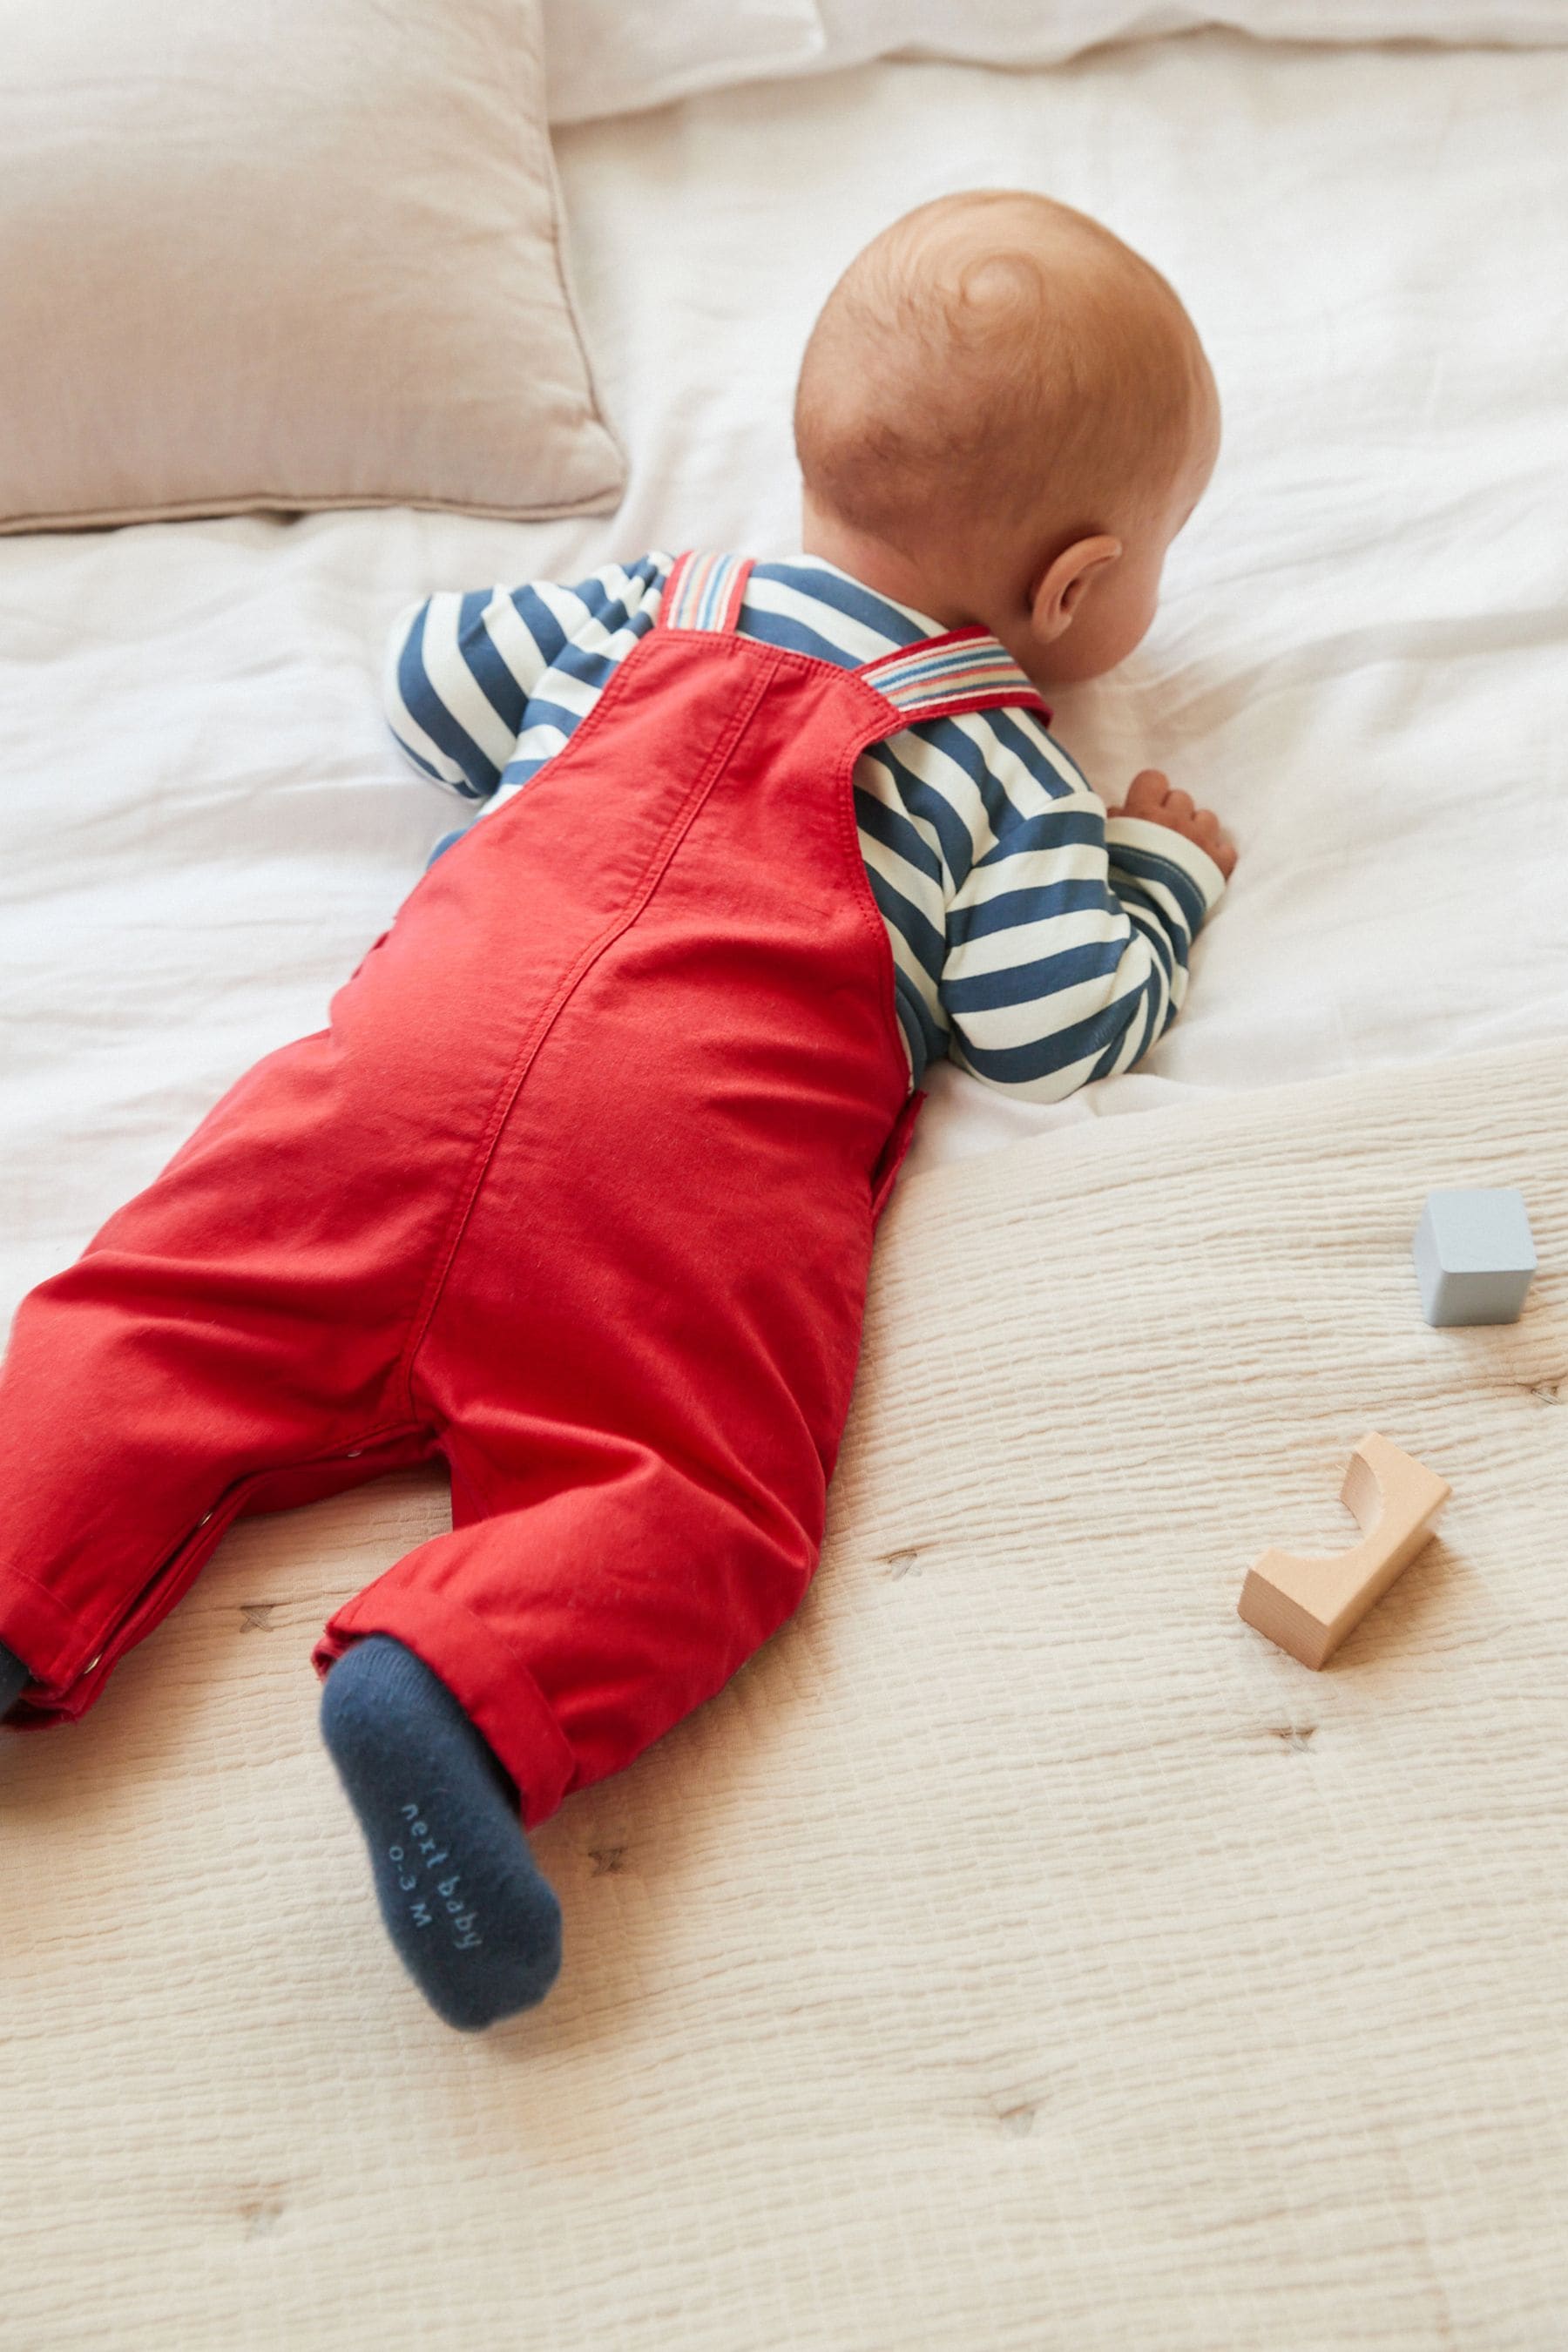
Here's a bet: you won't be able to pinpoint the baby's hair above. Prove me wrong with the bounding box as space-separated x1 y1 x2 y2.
794 190 1214 562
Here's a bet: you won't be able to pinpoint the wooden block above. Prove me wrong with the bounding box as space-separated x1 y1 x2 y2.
1237 1432 1451 1669
1413 1186 1537 1326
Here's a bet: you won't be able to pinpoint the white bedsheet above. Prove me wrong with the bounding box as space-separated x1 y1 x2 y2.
4 30 1567 1314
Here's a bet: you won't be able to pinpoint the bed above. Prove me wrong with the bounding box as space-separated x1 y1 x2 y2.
4 17 1567 2348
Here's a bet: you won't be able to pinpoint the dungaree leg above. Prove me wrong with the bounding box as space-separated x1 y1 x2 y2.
314 1410 821 1835
0 1025 443 1720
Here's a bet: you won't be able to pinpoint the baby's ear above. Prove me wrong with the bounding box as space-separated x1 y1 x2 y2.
1030 536 1123 642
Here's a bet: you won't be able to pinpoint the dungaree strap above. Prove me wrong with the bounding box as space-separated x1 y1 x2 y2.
856 630 1051 727
659 551 754 634
660 558 1051 727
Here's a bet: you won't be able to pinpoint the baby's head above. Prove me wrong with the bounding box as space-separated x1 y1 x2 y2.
794 191 1219 686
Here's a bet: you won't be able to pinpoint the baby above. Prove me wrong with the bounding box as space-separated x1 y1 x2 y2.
0 191 1233 2032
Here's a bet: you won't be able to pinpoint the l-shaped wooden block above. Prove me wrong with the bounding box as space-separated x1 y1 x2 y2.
1237 1432 1452 1669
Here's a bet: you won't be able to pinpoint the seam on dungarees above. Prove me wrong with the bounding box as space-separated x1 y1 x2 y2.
23 1419 439 1707
391 639 784 1419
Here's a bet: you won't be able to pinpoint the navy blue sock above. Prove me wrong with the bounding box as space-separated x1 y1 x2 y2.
0 1639 29 1720
319 1635 562 2032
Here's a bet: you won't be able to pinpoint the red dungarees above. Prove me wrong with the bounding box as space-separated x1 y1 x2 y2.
0 554 1047 1828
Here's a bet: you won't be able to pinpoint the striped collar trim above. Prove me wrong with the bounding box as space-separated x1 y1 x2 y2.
858 632 1050 721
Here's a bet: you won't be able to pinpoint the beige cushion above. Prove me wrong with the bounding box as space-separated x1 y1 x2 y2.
0 0 625 532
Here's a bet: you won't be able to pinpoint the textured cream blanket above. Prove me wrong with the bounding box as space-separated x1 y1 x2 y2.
6 1038 1565 2349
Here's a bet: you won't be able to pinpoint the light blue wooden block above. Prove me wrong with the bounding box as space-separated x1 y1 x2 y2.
1412 1188 1537 1327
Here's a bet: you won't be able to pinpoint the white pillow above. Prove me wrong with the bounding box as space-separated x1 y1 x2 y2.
0 0 625 533
544 0 824 125
815 0 1568 69
545 0 1568 122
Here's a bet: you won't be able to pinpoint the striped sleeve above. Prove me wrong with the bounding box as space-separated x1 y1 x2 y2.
381 557 669 801
941 747 1227 1102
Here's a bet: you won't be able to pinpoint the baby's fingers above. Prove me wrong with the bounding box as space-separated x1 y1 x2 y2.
1120 768 1171 816
1106 768 1238 879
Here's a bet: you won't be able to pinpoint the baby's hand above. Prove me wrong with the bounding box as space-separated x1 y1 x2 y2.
1106 769 1237 880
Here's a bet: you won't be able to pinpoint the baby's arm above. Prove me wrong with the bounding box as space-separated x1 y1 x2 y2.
942 746 1233 1100
380 557 670 805
382 585 566 801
